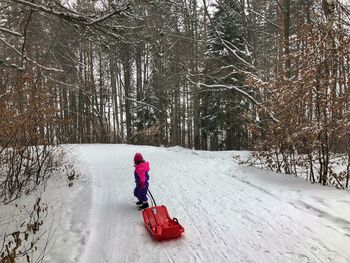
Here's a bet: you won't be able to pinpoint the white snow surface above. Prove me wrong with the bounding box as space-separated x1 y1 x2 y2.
2 144 350 263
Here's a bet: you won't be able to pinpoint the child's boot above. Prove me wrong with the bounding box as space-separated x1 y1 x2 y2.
138 202 149 210
136 200 143 206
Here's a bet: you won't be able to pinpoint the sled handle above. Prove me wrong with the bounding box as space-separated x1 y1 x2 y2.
147 189 157 207
173 218 179 224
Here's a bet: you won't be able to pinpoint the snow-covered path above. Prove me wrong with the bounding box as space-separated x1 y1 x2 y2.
67 144 350 263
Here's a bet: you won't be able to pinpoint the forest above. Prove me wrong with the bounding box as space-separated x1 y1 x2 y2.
1 1 350 262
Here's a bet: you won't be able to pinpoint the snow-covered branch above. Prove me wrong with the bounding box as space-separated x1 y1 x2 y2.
9 0 130 26
124 96 161 112
202 0 254 70
28 59 64 73
245 8 283 30
0 37 63 72
198 82 259 105
0 27 23 37
0 37 22 56
0 59 25 70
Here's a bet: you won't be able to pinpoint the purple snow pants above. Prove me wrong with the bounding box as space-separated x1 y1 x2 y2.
134 183 148 202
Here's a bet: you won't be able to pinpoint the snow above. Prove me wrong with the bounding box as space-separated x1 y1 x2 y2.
2 144 350 262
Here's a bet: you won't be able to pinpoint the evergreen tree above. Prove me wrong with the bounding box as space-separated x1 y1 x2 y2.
202 0 254 150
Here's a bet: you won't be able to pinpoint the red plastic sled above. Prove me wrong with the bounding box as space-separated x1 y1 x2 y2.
142 205 185 241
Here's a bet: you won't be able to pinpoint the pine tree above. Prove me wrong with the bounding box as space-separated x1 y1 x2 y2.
202 0 254 150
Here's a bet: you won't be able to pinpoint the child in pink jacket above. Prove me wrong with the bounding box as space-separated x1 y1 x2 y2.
133 152 150 210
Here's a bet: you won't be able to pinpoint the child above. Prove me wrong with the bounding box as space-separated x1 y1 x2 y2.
133 152 150 210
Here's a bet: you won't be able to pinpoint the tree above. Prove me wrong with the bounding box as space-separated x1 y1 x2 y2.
201 0 255 150
250 0 350 187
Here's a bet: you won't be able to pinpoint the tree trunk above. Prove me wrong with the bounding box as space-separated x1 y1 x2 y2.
122 45 133 142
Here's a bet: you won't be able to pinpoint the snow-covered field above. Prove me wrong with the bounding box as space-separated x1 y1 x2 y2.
2 144 350 263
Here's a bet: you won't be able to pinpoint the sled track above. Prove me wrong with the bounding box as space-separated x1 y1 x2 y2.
71 145 350 263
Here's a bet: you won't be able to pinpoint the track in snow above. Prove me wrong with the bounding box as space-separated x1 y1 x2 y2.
66 144 350 263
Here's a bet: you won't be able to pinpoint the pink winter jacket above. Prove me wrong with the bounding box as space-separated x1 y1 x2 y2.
134 161 150 185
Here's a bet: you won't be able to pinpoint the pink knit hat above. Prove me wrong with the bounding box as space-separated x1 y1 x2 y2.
134 152 144 163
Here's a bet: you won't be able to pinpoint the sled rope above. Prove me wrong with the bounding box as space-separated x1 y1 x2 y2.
147 189 157 207
146 189 162 227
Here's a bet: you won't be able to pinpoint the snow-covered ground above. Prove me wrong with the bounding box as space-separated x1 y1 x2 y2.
2 144 350 263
